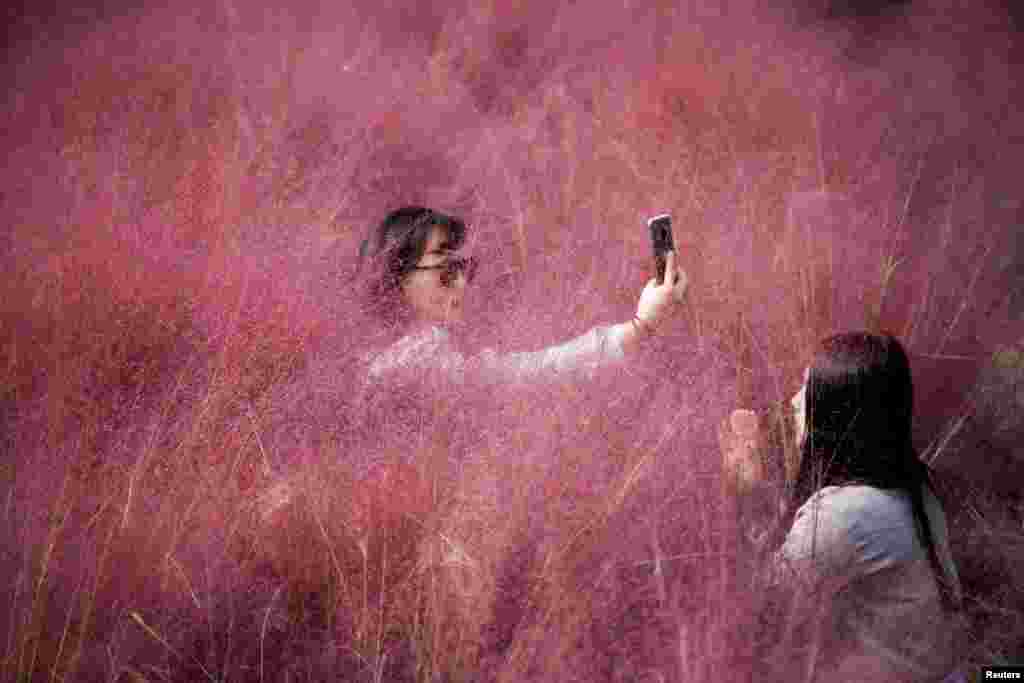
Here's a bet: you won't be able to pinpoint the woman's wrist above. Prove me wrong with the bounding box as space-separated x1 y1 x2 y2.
632 315 654 337
619 316 654 354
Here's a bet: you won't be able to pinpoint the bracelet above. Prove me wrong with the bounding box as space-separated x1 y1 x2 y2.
632 316 653 337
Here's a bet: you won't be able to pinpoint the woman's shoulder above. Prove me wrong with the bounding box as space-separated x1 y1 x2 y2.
785 487 868 557
798 485 912 519
788 485 925 571
793 485 917 543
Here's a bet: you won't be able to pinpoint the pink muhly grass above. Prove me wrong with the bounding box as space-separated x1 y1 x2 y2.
1 0 1022 681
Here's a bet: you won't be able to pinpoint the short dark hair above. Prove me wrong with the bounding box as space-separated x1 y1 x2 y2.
790 331 958 610
356 206 466 326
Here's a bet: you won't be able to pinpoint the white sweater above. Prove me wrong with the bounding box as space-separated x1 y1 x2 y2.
366 323 629 386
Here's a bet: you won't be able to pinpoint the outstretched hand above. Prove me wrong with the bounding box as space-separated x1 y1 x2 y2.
719 408 765 495
636 250 688 331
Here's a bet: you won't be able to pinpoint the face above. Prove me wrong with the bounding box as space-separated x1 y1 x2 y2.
401 225 467 325
791 367 809 448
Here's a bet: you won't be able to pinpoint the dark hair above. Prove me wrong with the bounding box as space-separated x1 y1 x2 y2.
789 331 958 611
356 206 467 327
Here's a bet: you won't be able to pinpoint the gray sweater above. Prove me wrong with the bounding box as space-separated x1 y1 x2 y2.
775 484 962 681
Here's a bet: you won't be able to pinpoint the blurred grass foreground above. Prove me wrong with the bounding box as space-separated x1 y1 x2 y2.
1 0 1022 680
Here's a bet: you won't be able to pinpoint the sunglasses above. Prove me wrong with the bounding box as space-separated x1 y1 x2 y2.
410 255 478 287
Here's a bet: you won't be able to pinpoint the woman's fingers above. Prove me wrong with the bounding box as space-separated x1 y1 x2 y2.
672 266 688 303
717 415 732 451
730 409 760 439
721 410 765 493
636 249 686 326
661 249 688 302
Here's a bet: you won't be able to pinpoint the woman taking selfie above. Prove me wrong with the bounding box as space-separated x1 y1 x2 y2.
357 206 688 385
724 332 964 681
257 206 686 524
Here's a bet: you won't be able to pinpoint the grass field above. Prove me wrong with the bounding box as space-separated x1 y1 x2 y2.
2 0 1022 680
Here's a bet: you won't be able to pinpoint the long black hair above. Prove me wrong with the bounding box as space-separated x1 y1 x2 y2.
355 206 467 328
788 331 958 611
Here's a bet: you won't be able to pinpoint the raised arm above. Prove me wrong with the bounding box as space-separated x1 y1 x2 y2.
619 249 688 354
367 251 688 386
475 250 689 383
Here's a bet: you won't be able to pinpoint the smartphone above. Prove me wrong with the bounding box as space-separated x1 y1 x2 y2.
646 214 674 285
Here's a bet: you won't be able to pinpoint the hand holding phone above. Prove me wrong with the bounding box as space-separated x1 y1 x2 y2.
647 214 675 285
634 213 687 336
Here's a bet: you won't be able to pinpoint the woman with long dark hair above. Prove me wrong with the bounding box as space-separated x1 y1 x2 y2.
724 332 964 681
782 332 962 679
